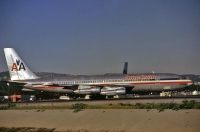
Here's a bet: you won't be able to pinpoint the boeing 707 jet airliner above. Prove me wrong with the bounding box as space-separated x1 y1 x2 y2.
3 48 193 96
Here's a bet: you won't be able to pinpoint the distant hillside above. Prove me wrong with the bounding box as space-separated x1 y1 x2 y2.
182 74 200 83
0 71 9 79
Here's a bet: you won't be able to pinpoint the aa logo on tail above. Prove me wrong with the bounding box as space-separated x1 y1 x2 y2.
11 59 26 71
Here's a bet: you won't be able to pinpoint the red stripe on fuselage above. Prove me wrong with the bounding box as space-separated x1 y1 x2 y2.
131 81 192 85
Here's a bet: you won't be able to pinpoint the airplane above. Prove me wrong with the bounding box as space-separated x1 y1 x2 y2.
3 48 193 96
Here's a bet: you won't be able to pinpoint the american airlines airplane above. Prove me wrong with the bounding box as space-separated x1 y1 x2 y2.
3 48 193 96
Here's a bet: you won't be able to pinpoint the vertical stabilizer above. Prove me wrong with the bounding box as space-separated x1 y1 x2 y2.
123 62 128 74
4 48 39 81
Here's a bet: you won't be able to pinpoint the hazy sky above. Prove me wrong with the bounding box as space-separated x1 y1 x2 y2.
0 0 200 74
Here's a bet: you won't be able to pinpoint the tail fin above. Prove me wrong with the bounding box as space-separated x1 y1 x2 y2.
123 62 128 74
4 48 39 81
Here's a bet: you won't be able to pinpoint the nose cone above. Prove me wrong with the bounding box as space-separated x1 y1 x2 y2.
187 80 193 86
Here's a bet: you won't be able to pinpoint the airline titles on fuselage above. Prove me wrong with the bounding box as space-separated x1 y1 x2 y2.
124 75 157 81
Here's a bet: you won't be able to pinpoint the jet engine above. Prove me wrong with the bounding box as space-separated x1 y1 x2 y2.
74 86 100 94
100 87 126 95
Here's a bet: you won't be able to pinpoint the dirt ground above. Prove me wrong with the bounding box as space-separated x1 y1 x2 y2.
0 109 200 132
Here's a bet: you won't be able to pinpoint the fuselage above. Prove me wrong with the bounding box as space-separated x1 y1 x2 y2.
19 73 192 93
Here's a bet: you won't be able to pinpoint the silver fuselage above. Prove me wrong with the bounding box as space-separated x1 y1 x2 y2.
16 73 192 93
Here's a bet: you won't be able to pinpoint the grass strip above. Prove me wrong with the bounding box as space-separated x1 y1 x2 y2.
0 100 200 112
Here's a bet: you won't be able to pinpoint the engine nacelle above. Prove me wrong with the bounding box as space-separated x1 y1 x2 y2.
100 87 126 95
74 87 100 94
